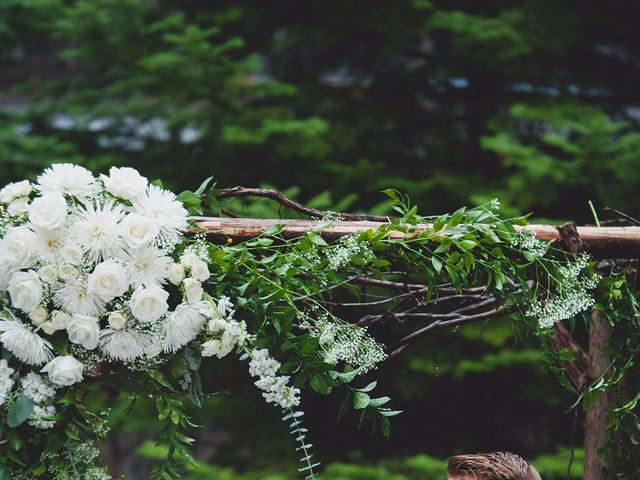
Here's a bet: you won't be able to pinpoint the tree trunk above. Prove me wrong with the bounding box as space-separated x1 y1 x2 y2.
584 310 614 480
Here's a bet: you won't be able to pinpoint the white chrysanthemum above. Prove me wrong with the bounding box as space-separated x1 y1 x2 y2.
71 201 125 262
33 227 67 265
116 246 170 287
99 329 152 362
0 319 53 365
162 303 207 353
37 163 97 199
54 278 106 317
133 185 188 248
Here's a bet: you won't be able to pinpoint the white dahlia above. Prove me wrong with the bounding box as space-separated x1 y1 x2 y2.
71 200 125 262
54 278 106 317
133 185 188 248
0 319 53 365
116 245 170 287
99 329 152 362
37 163 97 199
162 302 207 353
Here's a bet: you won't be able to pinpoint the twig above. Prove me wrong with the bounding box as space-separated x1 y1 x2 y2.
603 207 640 226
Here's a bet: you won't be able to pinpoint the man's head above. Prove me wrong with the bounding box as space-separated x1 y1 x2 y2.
447 452 542 480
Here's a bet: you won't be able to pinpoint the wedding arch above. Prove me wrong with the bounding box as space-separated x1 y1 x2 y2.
0 165 637 480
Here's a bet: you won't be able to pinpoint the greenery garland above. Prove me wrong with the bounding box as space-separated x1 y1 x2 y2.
0 165 632 479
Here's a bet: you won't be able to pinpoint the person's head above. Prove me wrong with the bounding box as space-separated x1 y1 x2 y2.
447 452 542 480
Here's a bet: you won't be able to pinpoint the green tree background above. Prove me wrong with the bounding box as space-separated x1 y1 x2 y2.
1 1 638 478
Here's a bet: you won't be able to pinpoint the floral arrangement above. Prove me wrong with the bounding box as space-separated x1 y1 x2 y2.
0 164 602 479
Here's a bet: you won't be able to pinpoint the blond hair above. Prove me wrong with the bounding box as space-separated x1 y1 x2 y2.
448 451 542 480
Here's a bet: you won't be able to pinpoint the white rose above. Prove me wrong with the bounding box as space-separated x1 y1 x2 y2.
51 310 72 330
129 285 169 323
168 263 185 286
120 213 159 248
183 278 203 303
0 180 32 204
101 166 148 200
57 263 79 281
0 256 14 291
7 198 30 216
38 265 58 284
191 260 210 282
41 356 84 386
180 252 199 269
41 321 56 335
29 307 49 326
8 270 42 313
201 339 234 358
87 259 128 301
107 311 127 330
28 192 68 230
67 314 100 350
145 343 163 358
62 244 84 265
2 226 36 268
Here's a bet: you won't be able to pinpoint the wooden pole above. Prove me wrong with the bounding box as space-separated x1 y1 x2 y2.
193 218 640 259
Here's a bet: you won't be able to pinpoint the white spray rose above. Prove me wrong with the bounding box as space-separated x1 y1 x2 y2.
41 322 56 335
28 307 49 326
41 356 84 386
38 265 58 284
183 278 204 303
28 191 68 230
51 311 72 330
8 270 43 313
87 259 128 301
62 244 84 265
107 311 127 330
67 314 100 350
168 263 185 286
3 226 36 268
101 167 148 200
7 198 30 216
120 213 159 248
190 260 210 282
57 263 79 281
180 252 199 269
129 285 169 323
0 180 32 204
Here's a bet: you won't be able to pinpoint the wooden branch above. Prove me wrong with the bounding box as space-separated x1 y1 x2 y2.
193 217 640 258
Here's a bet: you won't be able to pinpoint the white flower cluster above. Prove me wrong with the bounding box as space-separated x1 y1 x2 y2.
528 254 600 329
326 235 374 271
0 359 15 406
249 349 300 409
20 372 57 429
316 321 386 372
513 232 548 258
201 296 248 358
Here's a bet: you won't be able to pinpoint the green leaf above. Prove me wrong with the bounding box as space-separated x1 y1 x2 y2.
307 232 328 246
380 415 391 438
431 256 443 273
310 374 331 394
7 395 33 428
353 391 370 409
356 381 377 393
0 463 10 480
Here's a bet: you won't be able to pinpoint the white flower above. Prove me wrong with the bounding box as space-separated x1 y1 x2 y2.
21 372 56 402
99 329 151 362
145 343 163 358
8 270 43 313
202 339 234 358
28 307 49 326
120 213 160 248
116 246 169 287
42 356 84 386
0 180 32 204
183 278 203 303
7 197 30 216
168 263 185 286
0 359 15 406
28 405 57 429
57 263 79 281
0 319 53 365
2 226 37 268
133 185 188 248
38 265 58 284
62 243 84 265
28 191 68 230
107 311 127 330
180 252 200 269
101 166 148 200
54 278 106 317
190 260 210 282
51 311 71 330
0 256 15 291
217 296 235 318
162 303 207 353
129 285 169 323
41 322 56 335
87 259 128 301
33 228 66 265
71 200 125 262
37 163 97 199
66 314 100 350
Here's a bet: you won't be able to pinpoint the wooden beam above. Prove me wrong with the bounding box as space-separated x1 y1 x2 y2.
193 218 640 259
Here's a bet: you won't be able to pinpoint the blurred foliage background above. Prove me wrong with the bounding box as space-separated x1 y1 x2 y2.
1 0 638 478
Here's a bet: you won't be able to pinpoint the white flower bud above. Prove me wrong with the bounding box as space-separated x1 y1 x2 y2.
183 278 203 303
107 311 127 330
57 263 78 281
29 307 49 326
37 265 58 284
168 263 186 286
190 260 210 282
51 311 71 330
7 197 30 216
